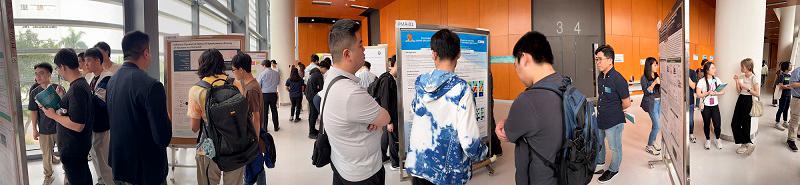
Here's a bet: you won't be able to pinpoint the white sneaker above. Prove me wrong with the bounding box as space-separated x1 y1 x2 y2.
777 122 787 131
704 140 711 150
646 145 661 155
783 121 790 129
690 135 697 143
736 144 747 154
715 139 723 149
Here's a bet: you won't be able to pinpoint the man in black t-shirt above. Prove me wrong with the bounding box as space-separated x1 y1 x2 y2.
42 48 94 185
496 31 564 185
593 45 631 183
28 62 63 185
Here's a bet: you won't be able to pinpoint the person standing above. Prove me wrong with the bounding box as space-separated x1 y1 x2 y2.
355 61 377 89
785 61 800 152
257 59 281 131
286 67 305 122
696 62 724 150
83 48 115 185
775 61 792 131
369 55 400 170
405 29 487 185
731 58 759 155
188 49 245 185
324 19 391 184
231 53 266 185
107 31 172 185
306 54 320 80
305 58 330 139
495 31 564 185
688 61 700 143
593 45 631 183
762 60 768 86
93 41 121 74
28 63 63 185
43 48 94 185
640 57 662 156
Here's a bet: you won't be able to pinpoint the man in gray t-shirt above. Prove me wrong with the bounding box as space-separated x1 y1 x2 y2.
322 19 391 184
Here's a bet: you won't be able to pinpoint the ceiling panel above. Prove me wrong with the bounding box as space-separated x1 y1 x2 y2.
295 0 396 20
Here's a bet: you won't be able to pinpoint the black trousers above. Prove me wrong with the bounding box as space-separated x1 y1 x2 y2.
701 105 722 140
732 95 753 144
381 126 400 167
308 98 319 135
290 96 302 119
263 93 279 130
777 94 791 122
412 177 435 185
490 119 503 156
331 164 385 185
62 154 92 185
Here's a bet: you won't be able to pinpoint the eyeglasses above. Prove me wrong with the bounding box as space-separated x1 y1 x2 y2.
594 57 610 62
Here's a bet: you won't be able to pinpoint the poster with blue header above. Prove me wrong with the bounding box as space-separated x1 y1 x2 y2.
396 26 492 160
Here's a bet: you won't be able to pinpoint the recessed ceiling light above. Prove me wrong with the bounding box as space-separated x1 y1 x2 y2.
312 1 333 5
350 4 369 9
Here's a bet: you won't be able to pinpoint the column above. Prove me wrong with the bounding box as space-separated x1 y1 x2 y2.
123 0 160 79
269 0 295 104
715 0 766 141
778 6 795 63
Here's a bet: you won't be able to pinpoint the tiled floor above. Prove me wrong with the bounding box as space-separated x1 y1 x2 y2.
26 94 798 185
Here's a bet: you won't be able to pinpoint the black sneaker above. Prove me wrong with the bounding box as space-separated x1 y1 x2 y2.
598 170 618 183
308 133 318 139
789 140 798 152
275 127 281 132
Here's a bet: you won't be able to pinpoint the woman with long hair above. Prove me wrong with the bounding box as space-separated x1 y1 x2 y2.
285 67 305 122
731 58 759 155
640 57 661 155
696 62 725 150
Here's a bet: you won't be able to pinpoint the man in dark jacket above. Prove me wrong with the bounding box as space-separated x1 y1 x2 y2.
369 55 400 170
305 58 331 139
106 31 172 185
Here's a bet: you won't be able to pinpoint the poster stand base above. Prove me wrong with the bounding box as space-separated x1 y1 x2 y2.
168 138 198 183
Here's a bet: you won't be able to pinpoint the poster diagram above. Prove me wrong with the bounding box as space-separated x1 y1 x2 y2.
398 27 491 144
166 36 244 140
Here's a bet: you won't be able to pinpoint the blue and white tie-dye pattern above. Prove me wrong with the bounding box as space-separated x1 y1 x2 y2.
405 69 488 185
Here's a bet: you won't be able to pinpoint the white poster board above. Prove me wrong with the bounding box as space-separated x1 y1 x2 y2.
165 35 245 142
657 1 688 184
0 0 27 183
396 25 492 159
246 51 268 75
365 45 388 76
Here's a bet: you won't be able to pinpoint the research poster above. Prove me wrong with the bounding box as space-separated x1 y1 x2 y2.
658 1 688 184
0 0 25 183
397 26 491 155
365 45 388 76
166 35 245 140
246 51 268 74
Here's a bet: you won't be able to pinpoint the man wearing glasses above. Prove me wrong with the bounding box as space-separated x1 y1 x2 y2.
592 45 631 183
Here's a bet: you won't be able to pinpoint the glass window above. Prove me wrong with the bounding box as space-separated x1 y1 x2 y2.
200 11 228 35
250 35 259 51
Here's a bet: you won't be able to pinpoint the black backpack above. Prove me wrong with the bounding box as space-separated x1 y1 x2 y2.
524 76 599 185
196 78 259 172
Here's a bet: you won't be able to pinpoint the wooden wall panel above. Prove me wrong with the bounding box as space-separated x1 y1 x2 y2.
480 0 510 36
298 23 333 65
491 35 510 56
508 64 526 98
418 0 447 25
508 0 531 35
447 0 480 28
611 0 632 35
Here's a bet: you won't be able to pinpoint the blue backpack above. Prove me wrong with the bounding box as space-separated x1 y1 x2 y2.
523 76 599 185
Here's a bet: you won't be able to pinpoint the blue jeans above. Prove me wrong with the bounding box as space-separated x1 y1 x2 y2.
689 103 695 135
244 170 266 185
647 99 661 146
595 123 624 172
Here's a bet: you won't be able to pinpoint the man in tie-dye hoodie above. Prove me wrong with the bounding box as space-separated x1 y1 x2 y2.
405 29 488 185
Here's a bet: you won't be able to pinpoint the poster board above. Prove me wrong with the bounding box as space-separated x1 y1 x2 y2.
396 25 493 164
246 51 268 75
0 0 28 184
657 0 689 184
165 35 245 144
365 45 388 76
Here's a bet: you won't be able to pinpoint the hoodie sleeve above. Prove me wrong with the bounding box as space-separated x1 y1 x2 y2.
455 84 488 163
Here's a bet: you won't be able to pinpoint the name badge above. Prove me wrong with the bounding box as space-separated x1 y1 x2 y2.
604 86 612 94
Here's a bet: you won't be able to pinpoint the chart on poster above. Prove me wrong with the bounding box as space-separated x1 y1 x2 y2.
657 1 688 184
166 35 244 140
397 26 491 153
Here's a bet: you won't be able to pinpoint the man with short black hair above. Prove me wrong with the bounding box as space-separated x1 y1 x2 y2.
29 62 63 185
43 48 94 185
306 54 320 80
257 59 281 132
324 19 391 184
107 31 172 185
305 58 330 139
405 29 487 185
94 41 121 74
83 47 114 185
593 44 631 183
496 31 564 185
356 61 377 88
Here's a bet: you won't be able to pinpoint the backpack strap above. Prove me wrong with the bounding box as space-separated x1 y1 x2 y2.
319 76 349 134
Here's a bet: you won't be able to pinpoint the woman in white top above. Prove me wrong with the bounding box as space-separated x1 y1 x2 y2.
696 62 725 150
731 58 760 155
